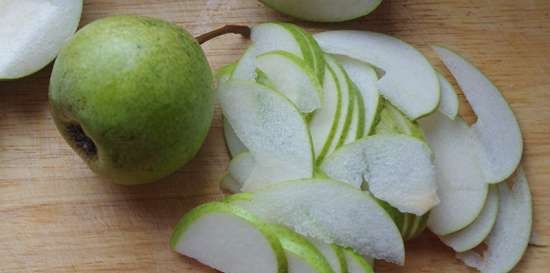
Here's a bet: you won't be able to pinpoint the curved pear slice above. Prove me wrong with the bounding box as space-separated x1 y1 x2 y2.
232 46 258 81
271 225 335 273
256 51 322 113
228 152 255 187
441 185 499 252
309 240 347 273
310 65 342 161
223 118 248 158
343 249 375 273
420 112 489 235
215 63 237 85
218 81 314 191
336 56 381 136
436 72 459 119
258 0 382 23
227 179 405 264
220 174 241 194
343 85 364 144
170 202 287 273
373 101 426 140
321 135 438 215
0 0 83 80
433 46 523 183
456 168 532 273
314 31 440 120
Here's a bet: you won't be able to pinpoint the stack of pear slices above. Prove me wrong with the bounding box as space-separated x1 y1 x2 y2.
171 22 533 273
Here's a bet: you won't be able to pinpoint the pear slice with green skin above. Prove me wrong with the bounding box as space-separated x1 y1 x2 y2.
335 56 382 136
456 168 532 273
226 179 405 265
343 84 365 144
270 225 335 273
170 202 287 273
218 81 314 191
433 46 522 183
256 51 323 113
420 112 489 236
440 185 499 252
252 22 325 82
223 118 248 158
310 64 342 163
314 31 440 120
373 100 426 140
228 152 255 188
219 173 242 194
258 0 382 23
321 135 438 215
0 0 83 80
436 71 459 119
343 249 375 273
233 45 258 81
215 63 237 84
309 240 348 273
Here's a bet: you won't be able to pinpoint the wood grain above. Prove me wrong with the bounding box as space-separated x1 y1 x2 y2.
1 0 549 272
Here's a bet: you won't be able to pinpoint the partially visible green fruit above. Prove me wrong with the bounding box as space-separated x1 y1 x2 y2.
49 15 214 185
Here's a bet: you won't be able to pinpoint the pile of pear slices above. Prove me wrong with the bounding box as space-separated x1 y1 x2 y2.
170 22 533 273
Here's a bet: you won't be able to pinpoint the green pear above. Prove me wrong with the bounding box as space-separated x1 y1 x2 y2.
49 15 214 185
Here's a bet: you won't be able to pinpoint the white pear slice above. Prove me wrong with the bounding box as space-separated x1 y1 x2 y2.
309 64 342 161
321 135 438 215
223 118 248 158
456 168 532 273
436 72 459 119
256 51 322 113
0 0 83 79
314 31 440 120
258 0 382 23
420 112 489 235
335 55 381 136
220 174 242 194
252 22 325 82
433 46 523 183
228 152 255 187
343 249 375 273
227 179 405 265
321 56 354 160
218 81 314 191
232 46 258 81
309 240 346 273
441 185 499 252
170 202 287 273
343 86 363 144
373 101 426 140
271 225 335 273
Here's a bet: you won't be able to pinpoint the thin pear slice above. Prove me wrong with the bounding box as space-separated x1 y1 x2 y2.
0 0 83 80
420 112 489 235
215 63 237 84
343 249 375 273
170 202 287 273
218 81 314 191
228 152 255 187
335 55 381 136
433 46 523 183
256 51 322 113
343 85 364 144
223 118 248 158
258 0 382 23
373 101 426 140
271 225 335 273
309 240 347 273
321 135 438 215
310 64 342 161
220 174 241 194
227 179 405 265
436 72 459 119
232 46 258 81
441 185 499 252
456 168 532 273
314 31 440 120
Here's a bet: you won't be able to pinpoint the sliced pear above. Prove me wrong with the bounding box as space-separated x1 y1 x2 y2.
343 85 364 144
436 72 459 119
310 64 342 161
223 118 248 158
373 101 426 140
314 31 440 120
420 112 489 235
321 135 438 215
228 152 255 187
309 240 347 273
335 55 381 136
218 81 314 191
343 249 375 273
258 0 382 23
0 0 83 80
227 179 405 265
271 225 335 273
440 185 499 252
220 174 242 194
232 45 258 81
170 202 287 273
433 46 523 183
456 168 532 273
215 63 237 85
256 51 322 113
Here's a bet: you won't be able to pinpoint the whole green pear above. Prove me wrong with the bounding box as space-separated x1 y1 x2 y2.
49 15 214 185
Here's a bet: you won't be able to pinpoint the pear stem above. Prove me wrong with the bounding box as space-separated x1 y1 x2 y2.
195 25 251 44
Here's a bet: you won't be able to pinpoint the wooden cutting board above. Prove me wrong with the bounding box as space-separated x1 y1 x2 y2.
1 1 549 272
